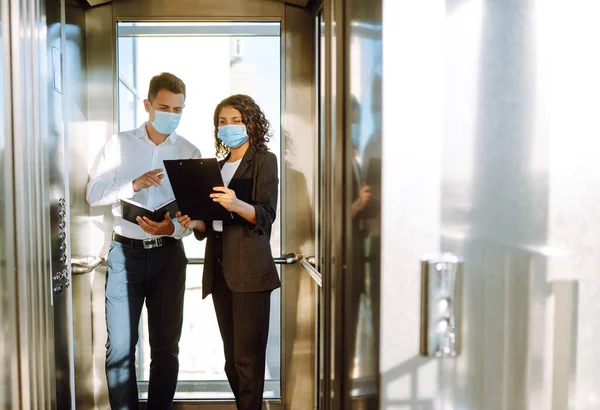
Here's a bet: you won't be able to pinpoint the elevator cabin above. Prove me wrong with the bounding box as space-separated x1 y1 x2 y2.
0 0 382 409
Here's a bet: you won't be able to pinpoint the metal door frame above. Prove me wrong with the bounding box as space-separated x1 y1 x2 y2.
0 0 20 407
7 0 65 408
76 1 317 408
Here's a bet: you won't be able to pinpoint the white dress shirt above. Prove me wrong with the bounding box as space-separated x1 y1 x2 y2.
86 122 201 240
212 158 242 232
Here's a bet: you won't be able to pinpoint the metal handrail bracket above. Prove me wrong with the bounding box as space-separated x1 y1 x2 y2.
300 256 322 287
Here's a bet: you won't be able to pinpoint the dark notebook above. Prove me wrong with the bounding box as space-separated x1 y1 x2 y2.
120 198 178 225
363 157 381 218
163 158 232 221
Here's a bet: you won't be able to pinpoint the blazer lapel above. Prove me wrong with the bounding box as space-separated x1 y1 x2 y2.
231 145 256 181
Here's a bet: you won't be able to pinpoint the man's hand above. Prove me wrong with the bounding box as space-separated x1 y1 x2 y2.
137 212 175 235
210 186 240 212
356 185 371 210
176 212 206 232
351 185 371 219
133 168 164 192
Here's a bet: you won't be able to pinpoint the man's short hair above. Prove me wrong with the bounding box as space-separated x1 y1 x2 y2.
147 72 186 101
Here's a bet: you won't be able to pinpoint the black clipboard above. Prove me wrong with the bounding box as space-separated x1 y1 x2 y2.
163 158 232 221
363 157 381 217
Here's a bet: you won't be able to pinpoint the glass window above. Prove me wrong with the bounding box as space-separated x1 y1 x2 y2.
118 82 137 132
116 21 282 400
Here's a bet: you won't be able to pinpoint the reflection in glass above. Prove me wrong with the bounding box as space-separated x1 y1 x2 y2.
347 11 382 408
116 21 282 400
315 9 326 408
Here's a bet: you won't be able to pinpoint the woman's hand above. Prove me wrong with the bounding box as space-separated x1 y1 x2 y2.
210 186 240 212
176 212 206 232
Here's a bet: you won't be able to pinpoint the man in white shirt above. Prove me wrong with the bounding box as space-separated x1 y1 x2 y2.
87 72 200 410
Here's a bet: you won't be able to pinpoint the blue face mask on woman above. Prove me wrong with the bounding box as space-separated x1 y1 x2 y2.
218 125 249 148
152 110 181 135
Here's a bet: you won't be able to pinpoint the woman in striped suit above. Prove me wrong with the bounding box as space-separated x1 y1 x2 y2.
177 94 280 410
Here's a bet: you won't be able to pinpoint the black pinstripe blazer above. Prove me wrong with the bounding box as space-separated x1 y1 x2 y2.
195 146 281 298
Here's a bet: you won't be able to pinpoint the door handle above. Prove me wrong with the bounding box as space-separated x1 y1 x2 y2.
420 253 463 357
273 253 298 264
300 256 322 287
71 256 104 275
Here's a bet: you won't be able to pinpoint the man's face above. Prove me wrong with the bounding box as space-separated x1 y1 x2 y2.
144 89 185 121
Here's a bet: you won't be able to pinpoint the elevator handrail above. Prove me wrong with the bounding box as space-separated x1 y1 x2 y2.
300 255 322 287
187 252 298 265
71 256 104 275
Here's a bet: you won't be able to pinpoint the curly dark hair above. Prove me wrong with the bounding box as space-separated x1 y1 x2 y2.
213 94 272 158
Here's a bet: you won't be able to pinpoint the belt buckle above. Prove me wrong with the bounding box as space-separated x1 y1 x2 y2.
143 237 163 249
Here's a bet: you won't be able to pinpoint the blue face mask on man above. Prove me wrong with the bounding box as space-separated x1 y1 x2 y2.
218 125 249 148
151 109 181 135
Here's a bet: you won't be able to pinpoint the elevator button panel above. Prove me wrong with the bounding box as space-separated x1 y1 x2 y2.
53 197 68 294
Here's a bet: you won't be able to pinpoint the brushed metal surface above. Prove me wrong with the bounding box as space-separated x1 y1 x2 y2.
281 4 316 409
68 3 114 409
7 0 70 407
274 0 309 7
113 0 284 19
0 0 18 408
344 0 381 408
381 1 600 409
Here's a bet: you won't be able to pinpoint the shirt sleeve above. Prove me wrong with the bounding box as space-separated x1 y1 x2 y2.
170 217 192 239
86 135 136 207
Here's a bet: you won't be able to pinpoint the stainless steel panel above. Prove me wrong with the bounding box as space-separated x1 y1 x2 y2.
12 0 54 405
317 0 382 407
69 3 112 409
85 0 112 6
7 0 69 407
0 0 18 408
46 0 77 407
274 0 309 7
282 4 316 409
344 0 381 408
317 0 346 407
112 0 284 19
381 1 600 409
314 8 327 409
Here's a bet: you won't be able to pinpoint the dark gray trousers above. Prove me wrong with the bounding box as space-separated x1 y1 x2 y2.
105 239 187 410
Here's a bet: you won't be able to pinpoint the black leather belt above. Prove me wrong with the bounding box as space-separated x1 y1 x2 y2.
112 232 178 249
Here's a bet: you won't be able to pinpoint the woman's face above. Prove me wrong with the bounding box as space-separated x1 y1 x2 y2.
218 106 244 127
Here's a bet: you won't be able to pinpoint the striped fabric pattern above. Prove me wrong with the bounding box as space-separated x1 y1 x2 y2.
195 146 281 298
